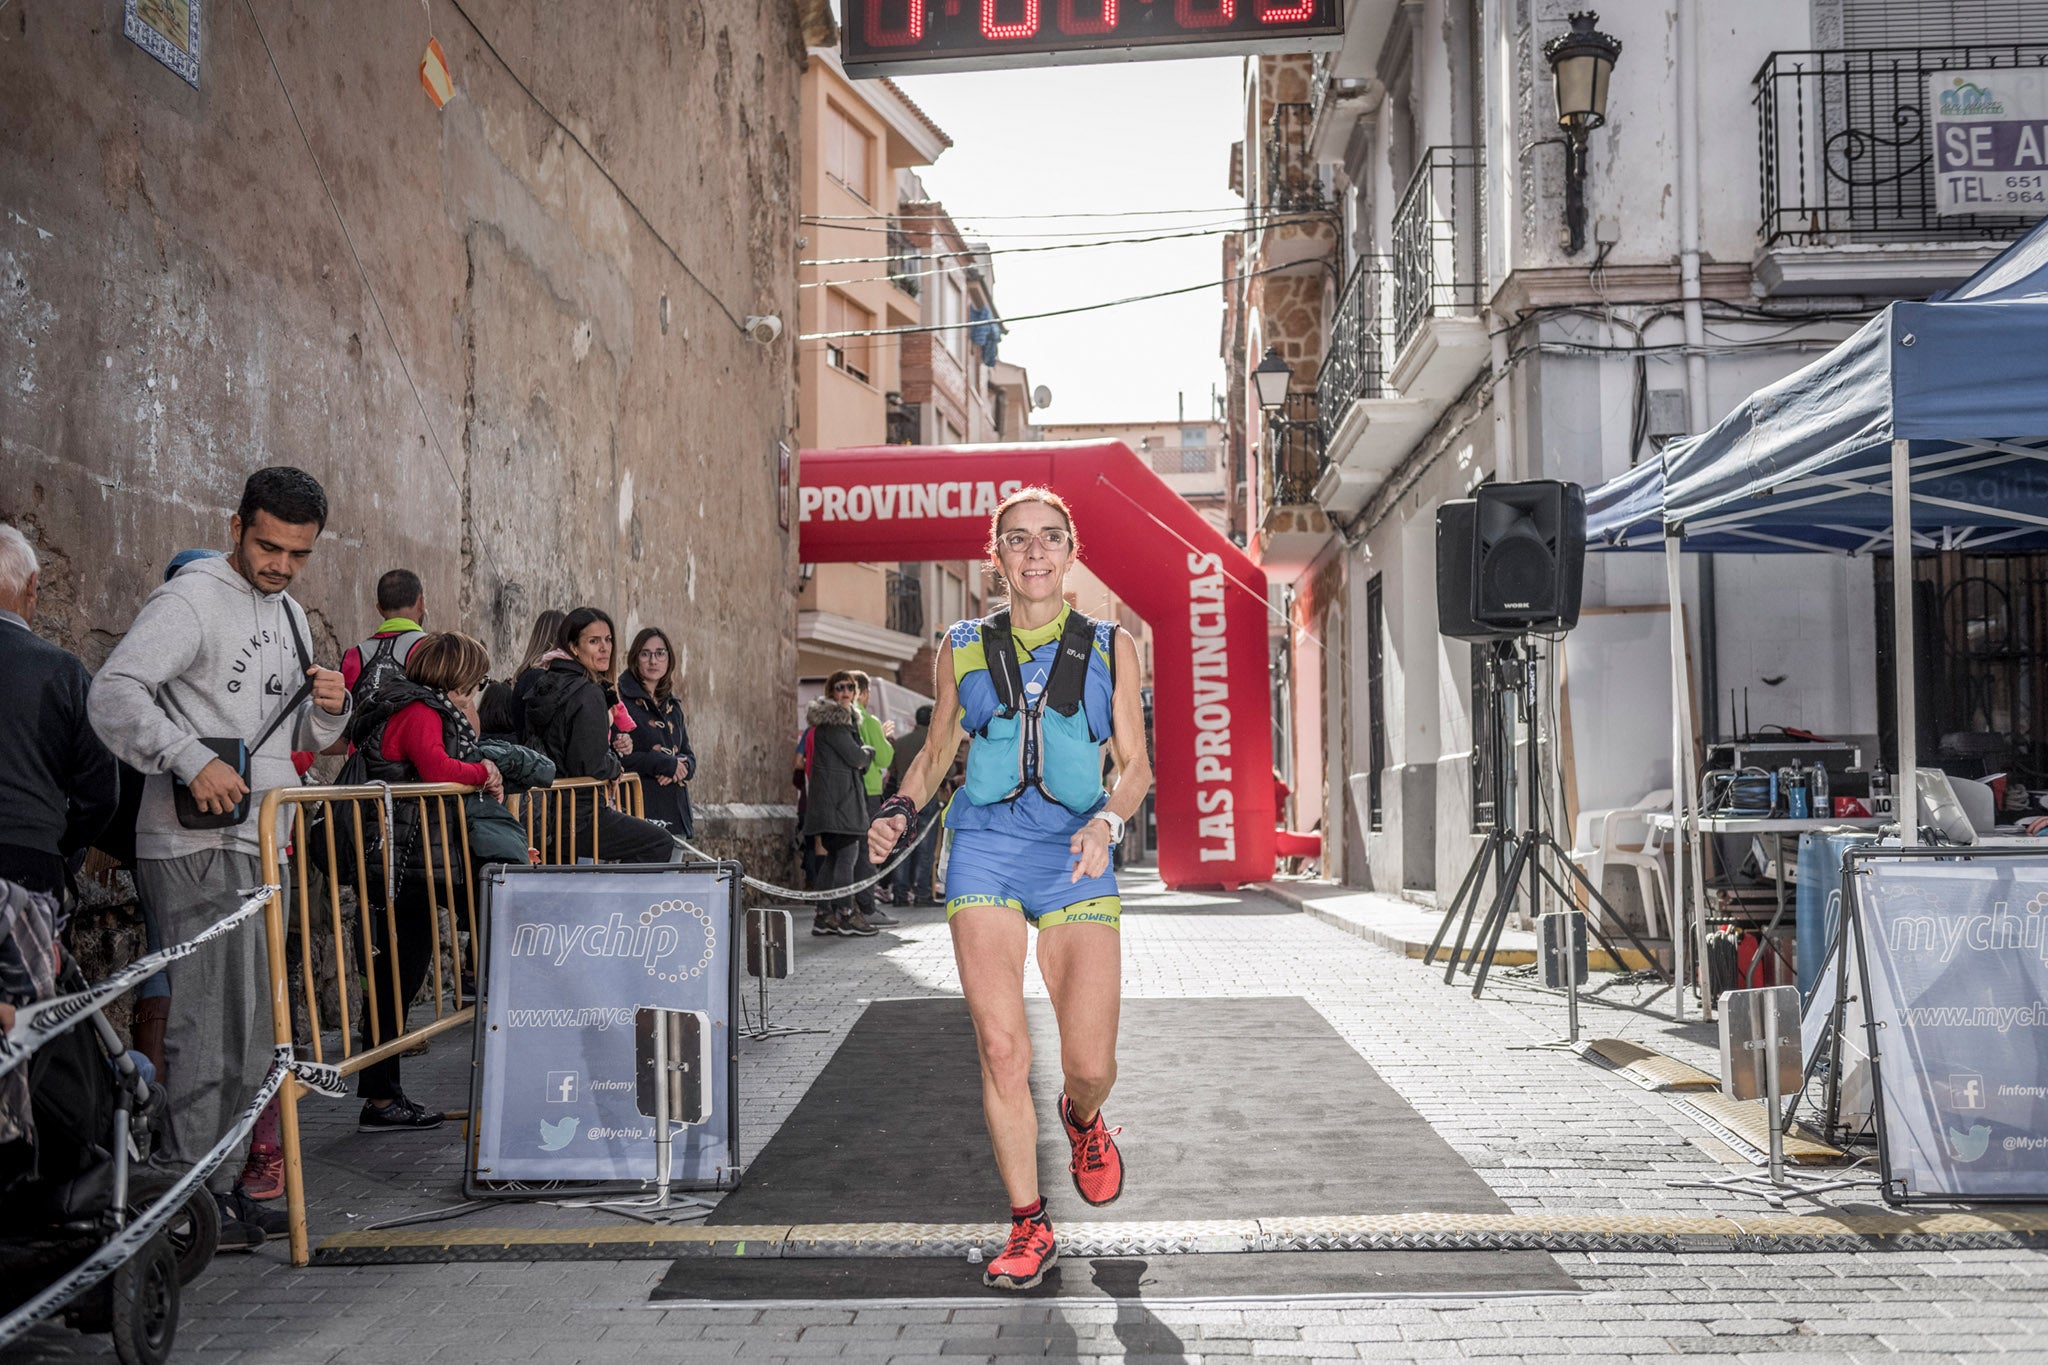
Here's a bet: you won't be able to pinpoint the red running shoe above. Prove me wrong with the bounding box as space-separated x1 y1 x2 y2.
1060 1093 1125 1207
238 1147 285 1203
983 1213 1058 1290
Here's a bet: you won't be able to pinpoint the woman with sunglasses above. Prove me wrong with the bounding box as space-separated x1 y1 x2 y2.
869 487 1151 1291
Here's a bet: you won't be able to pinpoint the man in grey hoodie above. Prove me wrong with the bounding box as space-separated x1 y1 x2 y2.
89 467 350 1245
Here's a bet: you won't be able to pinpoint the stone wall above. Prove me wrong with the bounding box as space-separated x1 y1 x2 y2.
0 3 805 863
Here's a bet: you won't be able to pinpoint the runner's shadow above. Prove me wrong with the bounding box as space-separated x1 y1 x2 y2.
1090 1258 1189 1362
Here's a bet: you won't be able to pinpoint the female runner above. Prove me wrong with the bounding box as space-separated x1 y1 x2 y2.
869 487 1152 1291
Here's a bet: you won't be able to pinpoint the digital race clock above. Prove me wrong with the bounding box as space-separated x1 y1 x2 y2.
841 0 1345 78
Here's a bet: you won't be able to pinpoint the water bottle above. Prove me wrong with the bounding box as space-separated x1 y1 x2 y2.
1871 762 1891 817
1810 762 1830 820
1787 760 1810 818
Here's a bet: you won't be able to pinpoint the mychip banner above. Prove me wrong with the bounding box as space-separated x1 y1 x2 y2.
470 863 740 1191
1850 849 2048 1202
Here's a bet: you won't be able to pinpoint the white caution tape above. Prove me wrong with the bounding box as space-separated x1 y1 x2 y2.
0 1044 297 1351
670 817 940 902
0 885 280 1084
289 1055 350 1099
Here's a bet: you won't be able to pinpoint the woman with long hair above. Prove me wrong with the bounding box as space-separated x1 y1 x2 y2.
868 488 1151 1291
507 608 566 739
515 608 567 680
619 626 697 837
519 606 676 864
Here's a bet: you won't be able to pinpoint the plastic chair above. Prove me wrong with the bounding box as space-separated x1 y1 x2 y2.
1569 789 1674 940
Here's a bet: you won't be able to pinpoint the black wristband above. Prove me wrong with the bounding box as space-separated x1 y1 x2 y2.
877 793 920 837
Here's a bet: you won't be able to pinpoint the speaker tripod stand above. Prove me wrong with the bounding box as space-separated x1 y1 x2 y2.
1425 640 1670 998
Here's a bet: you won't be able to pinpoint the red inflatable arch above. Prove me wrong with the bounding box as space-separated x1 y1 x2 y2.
797 442 1276 890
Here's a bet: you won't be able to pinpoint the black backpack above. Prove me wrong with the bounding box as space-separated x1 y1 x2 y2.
350 630 425 707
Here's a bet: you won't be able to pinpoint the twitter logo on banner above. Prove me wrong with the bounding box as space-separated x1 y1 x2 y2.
539 1116 579 1152
1947 1122 1991 1163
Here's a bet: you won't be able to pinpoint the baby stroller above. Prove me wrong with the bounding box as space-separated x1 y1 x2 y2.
0 890 219 1364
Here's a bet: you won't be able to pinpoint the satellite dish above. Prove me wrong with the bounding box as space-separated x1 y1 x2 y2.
1031 384 1052 409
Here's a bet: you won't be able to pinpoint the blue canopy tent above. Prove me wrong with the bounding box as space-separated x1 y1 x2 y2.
1582 215 2048 1016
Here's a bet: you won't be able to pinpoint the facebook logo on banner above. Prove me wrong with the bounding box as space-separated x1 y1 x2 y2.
1952 1073 1986 1111
546 1071 580 1104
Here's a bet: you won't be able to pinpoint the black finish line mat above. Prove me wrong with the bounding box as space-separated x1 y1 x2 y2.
657 995 1574 1299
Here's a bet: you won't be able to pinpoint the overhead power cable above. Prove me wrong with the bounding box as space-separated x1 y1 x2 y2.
242 0 505 582
802 214 1308 240
798 260 1300 342
445 0 748 334
801 203 1286 222
800 214 1327 268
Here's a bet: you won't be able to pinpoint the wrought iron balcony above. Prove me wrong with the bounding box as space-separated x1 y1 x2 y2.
886 399 921 446
885 567 925 638
1264 101 1326 211
1755 45 2048 246
1315 257 1391 439
1266 391 1326 508
887 222 923 297
1391 147 1484 356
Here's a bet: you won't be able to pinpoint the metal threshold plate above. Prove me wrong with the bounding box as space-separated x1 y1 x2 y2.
310 1209 2048 1265
1582 1037 1720 1092
1671 1091 1847 1164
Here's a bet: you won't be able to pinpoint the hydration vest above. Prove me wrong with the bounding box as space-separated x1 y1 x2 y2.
958 608 1114 815
350 629 426 707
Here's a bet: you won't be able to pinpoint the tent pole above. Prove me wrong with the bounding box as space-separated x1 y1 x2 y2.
1890 436 1918 844
1665 535 1695 1020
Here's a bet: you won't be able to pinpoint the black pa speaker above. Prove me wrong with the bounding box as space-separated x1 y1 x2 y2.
1436 499 1516 642
1471 480 1585 632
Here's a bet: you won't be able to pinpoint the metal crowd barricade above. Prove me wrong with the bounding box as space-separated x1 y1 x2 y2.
257 773 645 1266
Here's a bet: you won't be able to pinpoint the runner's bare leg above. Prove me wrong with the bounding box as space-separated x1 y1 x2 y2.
951 903 1039 1206
1037 921 1121 1123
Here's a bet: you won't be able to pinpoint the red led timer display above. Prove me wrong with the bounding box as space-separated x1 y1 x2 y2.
844 0 1343 76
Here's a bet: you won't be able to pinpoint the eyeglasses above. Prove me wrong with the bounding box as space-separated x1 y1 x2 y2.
831 683 858 694
997 527 1071 553
638 648 669 659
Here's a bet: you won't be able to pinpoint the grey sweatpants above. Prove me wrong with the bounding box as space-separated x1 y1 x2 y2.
135 849 276 1192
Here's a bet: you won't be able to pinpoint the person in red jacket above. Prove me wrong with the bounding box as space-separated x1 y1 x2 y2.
346 633 503 1132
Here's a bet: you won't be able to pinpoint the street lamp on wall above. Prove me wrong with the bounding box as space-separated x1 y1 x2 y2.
1543 11 1622 256
1252 347 1294 412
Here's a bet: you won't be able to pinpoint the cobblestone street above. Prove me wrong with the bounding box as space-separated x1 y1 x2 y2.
10 871 2048 1363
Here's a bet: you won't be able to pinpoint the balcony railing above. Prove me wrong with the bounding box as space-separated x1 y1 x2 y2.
1756 45 2048 246
885 567 925 638
887 222 923 297
1149 444 1216 474
1315 257 1391 439
1264 101 1326 211
1391 146 1484 355
886 399 921 446
1267 391 1326 508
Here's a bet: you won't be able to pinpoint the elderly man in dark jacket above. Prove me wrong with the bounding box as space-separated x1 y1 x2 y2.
801 681 878 938
0 524 119 897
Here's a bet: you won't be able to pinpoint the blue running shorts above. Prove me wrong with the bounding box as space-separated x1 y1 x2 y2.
943 827 1121 930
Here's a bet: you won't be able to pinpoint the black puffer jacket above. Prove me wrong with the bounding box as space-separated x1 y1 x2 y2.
519 656 622 782
348 680 477 881
619 674 696 836
800 697 872 838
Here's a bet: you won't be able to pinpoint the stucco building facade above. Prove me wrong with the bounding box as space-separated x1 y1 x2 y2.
1229 0 2045 898
0 2 807 868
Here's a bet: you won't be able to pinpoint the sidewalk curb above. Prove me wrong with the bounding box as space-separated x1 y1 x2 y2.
1255 880 1540 965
